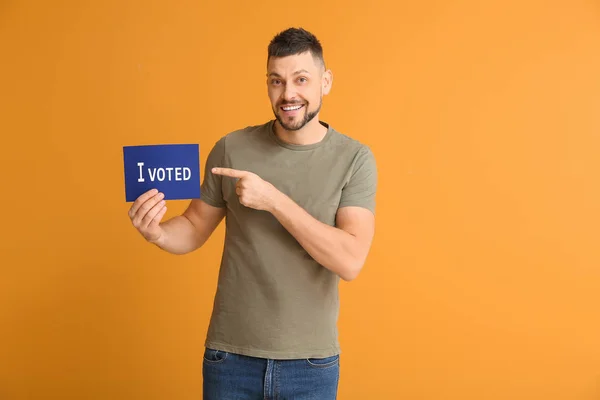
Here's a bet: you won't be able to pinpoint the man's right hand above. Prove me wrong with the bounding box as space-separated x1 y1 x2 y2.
128 188 168 244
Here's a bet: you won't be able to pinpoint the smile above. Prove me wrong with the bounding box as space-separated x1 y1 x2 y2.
281 104 304 111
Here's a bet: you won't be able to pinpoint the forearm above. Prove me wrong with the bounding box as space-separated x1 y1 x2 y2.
270 192 363 281
154 215 202 255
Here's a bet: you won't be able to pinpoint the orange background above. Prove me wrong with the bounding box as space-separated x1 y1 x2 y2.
1 1 600 399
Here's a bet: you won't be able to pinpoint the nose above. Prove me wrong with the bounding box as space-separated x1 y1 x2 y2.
282 83 298 102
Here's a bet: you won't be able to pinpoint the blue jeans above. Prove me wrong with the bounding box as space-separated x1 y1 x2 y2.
202 347 340 400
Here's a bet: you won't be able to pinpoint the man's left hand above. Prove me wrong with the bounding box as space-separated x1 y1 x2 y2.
211 167 279 212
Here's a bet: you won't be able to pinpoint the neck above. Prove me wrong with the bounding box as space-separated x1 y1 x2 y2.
273 117 328 146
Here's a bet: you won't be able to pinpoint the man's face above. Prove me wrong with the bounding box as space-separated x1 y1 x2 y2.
267 51 332 131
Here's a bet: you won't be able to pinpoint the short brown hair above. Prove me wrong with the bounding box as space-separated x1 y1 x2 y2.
267 27 325 69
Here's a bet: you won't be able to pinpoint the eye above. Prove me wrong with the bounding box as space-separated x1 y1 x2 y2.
271 79 282 85
297 77 308 83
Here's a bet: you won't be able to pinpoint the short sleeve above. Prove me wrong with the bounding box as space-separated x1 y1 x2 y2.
338 146 378 214
200 137 226 208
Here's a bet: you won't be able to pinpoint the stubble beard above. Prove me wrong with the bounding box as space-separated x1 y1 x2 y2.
273 97 322 132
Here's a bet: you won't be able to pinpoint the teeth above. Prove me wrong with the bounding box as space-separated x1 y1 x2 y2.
283 105 302 111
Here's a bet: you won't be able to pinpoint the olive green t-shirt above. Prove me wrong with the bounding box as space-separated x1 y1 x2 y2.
200 119 377 359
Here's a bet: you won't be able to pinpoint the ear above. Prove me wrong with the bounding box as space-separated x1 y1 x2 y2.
322 69 333 95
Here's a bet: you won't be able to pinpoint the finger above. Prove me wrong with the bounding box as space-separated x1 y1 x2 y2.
129 189 159 218
239 195 249 207
235 186 242 195
140 198 166 229
148 204 168 230
212 167 248 179
132 192 164 226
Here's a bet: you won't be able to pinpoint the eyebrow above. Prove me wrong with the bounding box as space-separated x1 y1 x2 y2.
268 69 311 78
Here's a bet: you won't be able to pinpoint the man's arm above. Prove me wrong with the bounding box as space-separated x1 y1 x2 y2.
156 199 226 255
275 147 377 280
128 189 226 255
270 194 375 281
211 161 377 281
129 137 228 255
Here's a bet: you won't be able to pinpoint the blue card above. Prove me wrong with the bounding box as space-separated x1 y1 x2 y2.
123 144 200 202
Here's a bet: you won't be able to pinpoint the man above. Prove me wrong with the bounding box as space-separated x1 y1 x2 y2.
128 27 377 399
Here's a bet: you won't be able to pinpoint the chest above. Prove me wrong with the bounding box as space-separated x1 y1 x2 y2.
221 150 350 225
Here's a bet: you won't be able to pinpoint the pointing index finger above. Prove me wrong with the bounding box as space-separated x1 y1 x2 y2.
212 167 248 179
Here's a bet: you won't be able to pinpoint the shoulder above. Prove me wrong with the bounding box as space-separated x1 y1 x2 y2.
327 126 376 166
226 122 266 138
211 121 271 151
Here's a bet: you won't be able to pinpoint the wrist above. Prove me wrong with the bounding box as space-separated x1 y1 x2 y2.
268 185 286 214
150 226 167 248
